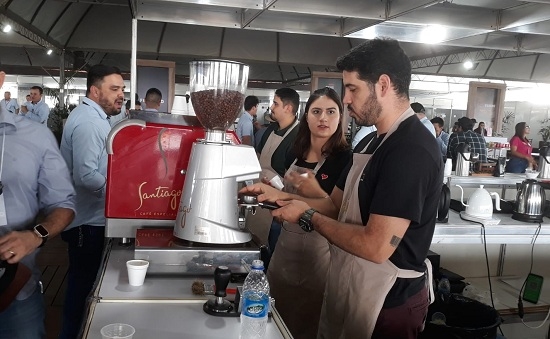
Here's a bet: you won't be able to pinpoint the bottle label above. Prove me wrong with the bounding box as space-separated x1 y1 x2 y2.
242 294 269 318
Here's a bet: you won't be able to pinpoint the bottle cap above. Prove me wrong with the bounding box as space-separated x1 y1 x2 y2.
251 260 264 270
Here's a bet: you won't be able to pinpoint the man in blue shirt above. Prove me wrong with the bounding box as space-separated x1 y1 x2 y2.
59 65 125 339
236 95 259 146
24 86 50 124
0 71 75 339
411 102 436 137
1 91 19 114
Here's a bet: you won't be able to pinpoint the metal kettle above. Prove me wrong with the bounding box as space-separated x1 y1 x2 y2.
513 179 546 223
539 146 550 179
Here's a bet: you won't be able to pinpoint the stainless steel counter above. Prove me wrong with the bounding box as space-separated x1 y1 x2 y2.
85 301 287 339
446 173 528 186
82 243 292 338
433 211 550 244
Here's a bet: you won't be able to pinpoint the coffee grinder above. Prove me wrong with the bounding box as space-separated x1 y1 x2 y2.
174 60 261 244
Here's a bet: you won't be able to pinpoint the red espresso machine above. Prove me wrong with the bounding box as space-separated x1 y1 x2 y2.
105 61 262 276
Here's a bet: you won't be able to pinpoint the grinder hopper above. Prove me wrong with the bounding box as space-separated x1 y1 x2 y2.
174 60 261 244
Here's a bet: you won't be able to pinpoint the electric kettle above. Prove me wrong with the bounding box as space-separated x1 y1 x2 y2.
539 146 550 179
456 185 501 219
513 179 546 223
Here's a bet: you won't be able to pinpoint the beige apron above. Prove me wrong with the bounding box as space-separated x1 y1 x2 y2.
318 108 433 339
246 119 300 245
267 158 328 339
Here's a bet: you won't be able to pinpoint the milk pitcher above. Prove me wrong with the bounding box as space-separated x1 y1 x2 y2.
455 143 472 176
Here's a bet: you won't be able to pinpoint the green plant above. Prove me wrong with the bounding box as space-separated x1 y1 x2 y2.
539 118 550 142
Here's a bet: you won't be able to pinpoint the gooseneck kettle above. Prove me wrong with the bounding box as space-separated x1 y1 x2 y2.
455 185 500 219
513 179 546 223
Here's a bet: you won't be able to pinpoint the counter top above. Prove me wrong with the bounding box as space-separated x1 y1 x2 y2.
97 243 213 301
446 173 528 186
83 242 291 338
433 211 550 244
84 301 287 339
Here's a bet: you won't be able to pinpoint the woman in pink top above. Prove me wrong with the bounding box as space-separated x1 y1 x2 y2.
506 122 537 173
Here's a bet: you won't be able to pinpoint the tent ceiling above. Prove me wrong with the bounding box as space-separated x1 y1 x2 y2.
2 0 550 88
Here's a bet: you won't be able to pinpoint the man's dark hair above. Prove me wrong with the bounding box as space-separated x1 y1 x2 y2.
86 64 122 96
293 87 349 159
30 86 43 95
336 38 411 99
126 93 141 110
410 102 425 113
274 88 300 114
145 88 162 105
457 117 474 131
244 95 259 111
430 117 444 127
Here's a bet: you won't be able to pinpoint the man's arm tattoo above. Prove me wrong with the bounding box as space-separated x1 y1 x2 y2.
390 235 402 247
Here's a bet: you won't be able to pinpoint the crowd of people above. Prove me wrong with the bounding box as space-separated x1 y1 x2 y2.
0 36 541 339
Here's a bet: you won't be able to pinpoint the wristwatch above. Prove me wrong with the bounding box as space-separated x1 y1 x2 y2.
33 224 49 248
298 208 317 232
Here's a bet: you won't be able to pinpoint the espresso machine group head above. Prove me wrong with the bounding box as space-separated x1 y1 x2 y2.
174 60 261 244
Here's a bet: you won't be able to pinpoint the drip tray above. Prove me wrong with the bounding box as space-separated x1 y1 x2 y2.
449 199 515 214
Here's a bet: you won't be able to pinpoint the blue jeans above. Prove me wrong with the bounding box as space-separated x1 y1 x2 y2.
59 225 105 339
505 157 528 173
0 284 45 339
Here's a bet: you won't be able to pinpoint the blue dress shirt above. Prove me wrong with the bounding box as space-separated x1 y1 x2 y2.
236 111 254 145
61 97 111 230
420 116 436 137
0 106 75 299
1 98 19 114
25 100 50 124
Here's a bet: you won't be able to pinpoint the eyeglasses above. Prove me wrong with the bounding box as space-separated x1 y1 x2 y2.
526 126 530 129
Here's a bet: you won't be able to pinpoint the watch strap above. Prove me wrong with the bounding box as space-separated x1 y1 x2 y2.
33 224 48 248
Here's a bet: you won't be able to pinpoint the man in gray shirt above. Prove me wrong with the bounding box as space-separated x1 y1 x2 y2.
0 71 75 339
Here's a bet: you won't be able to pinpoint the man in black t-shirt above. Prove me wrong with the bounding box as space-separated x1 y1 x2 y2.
255 39 443 339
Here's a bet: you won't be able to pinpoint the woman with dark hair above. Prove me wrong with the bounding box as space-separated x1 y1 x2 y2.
506 122 537 173
266 87 351 339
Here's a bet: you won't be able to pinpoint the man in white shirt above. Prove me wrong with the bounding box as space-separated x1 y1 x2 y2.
1 91 19 114
20 95 32 114
143 88 162 112
411 102 436 137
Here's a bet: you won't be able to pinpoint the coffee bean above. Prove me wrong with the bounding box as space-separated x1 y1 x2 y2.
191 89 244 130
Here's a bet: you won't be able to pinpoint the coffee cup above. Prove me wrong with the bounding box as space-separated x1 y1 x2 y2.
269 176 284 190
126 260 149 286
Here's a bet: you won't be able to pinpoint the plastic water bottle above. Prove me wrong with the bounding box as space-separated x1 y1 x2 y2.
240 260 270 339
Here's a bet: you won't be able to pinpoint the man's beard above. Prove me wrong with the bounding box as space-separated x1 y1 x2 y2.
350 91 382 127
99 95 121 116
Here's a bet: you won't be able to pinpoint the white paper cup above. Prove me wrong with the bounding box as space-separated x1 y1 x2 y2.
101 323 135 339
269 175 284 190
126 259 149 286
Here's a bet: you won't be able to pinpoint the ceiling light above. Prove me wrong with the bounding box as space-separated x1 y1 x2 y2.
46 49 53 55
2 24 11 33
463 60 474 70
420 25 447 44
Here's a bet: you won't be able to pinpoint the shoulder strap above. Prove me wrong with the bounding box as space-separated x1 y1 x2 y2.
353 131 377 153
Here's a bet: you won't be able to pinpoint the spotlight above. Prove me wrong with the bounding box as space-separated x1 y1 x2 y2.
463 60 474 70
2 24 11 33
47 49 53 55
